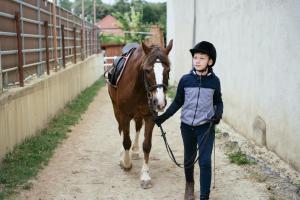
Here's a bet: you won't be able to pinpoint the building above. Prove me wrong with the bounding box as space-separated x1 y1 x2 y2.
96 15 124 36
167 0 300 171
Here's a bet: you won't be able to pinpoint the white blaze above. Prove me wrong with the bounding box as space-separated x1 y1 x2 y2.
153 61 165 107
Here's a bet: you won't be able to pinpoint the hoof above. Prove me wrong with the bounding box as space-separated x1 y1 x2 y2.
120 160 132 171
140 180 152 189
131 151 140 160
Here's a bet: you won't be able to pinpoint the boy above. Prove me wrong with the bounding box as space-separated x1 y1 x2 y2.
154 41 223 200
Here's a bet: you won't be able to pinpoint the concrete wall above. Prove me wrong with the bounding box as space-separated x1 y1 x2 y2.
167 0 300 171
167 0 194 84
0 54 104 159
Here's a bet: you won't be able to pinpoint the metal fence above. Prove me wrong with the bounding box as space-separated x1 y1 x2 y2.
0 0 101 90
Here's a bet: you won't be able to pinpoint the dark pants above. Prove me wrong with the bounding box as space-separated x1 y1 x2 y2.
180 122 215 200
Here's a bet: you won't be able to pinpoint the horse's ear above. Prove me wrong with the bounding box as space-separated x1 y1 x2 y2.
165 39 173 55
142 41 151 55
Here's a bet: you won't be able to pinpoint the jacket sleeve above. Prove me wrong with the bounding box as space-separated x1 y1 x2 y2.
159 77 185 121
213 78 223 118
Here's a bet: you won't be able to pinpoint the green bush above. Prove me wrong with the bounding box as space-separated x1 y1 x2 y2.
167 86 176 100
100 34 125 44
228 152 256 165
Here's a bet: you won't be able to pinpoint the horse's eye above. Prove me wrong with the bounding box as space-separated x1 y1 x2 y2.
145 69 151 73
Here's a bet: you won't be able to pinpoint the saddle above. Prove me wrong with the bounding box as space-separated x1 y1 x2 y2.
107 43 139 87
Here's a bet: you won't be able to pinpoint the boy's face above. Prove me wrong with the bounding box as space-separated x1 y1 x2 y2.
192 52 213 71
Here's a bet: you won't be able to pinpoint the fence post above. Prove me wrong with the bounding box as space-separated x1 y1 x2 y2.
0 49 2 93
52 1 58 71
99 31 101 53
92 27 94 54
80 29 84 60
93 29 95 54
89 30 92 55
97 30 100 53
73 27 76 64
84 29 89 57
61 24 66 68
81 0 85 58
44 21 50 75
15 11 24 87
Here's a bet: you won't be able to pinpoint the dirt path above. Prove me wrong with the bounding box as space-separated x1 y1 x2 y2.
16 86 299 200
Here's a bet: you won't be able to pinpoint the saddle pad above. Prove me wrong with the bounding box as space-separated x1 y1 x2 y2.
122 43 139 54
107 47 136 87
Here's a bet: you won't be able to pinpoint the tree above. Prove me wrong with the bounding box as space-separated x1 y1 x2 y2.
72 0 113 22
131 0 145 14
69 0 166 38
58 0 72 11
113 6 148 42
142 2 166 41
113 0 131 15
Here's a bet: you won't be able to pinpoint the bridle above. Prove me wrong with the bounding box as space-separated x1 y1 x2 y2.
142 60 168 114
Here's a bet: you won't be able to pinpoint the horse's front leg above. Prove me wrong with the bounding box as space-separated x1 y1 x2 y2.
131 117 143 160
120 116 132 170
140 116 155 189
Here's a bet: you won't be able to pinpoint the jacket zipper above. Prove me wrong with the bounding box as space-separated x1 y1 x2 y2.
191 75 201 126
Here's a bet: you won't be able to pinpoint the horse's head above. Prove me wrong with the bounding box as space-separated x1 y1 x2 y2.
141 40 173 112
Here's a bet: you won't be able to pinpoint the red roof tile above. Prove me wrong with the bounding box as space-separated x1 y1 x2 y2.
96 15 121 29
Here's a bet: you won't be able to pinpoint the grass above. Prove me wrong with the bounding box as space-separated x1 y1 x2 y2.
0 77 105 200
215 128 222 139
167 85 176 100
228 151 256 165
296 180 300 190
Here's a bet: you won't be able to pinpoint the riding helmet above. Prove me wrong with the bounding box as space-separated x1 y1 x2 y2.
190 41 217 67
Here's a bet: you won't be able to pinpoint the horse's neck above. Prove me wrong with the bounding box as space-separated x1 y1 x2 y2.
125 58 146 96
130 63 144 90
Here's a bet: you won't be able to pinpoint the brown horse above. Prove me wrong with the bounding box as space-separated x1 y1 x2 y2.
107 40 173 189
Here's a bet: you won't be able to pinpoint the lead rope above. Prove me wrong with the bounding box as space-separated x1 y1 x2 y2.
213 138 216 189
158 122 213 169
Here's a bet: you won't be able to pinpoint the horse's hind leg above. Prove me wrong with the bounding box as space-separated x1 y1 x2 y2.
119 116 132 170
131 117 143 160
140 116 155 189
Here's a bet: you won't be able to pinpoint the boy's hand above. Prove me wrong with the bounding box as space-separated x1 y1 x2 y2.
153 115 167 126
210 115 221 125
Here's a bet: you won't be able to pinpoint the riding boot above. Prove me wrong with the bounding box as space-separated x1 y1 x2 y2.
184 181 195 200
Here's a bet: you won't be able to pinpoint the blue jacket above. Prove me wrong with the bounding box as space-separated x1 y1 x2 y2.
164 69 223 126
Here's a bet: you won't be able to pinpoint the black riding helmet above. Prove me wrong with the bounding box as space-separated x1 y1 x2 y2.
190 41 217 67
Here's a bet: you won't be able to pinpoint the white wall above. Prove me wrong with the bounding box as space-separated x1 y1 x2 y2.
167 0 194 84
167 0 300 171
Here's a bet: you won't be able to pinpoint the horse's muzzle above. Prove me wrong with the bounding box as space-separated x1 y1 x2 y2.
152 97 167 112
